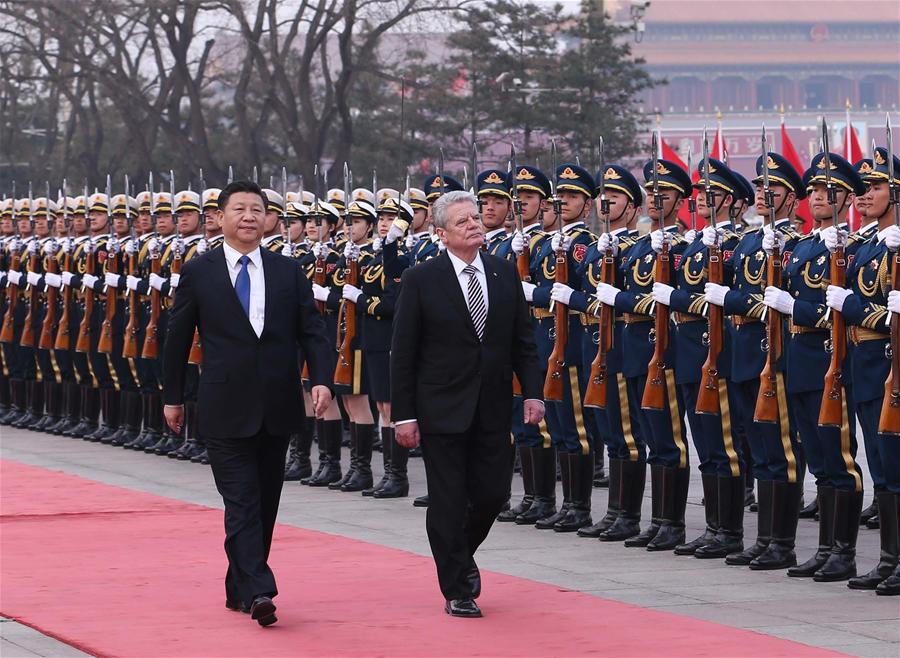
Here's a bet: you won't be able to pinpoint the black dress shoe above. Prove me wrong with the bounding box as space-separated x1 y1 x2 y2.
226 599 250 613
413 494 429 507
250 596 277 626
444 598 482 618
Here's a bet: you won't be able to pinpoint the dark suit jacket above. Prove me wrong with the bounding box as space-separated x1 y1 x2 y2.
163 246 332 439
390 250 542 435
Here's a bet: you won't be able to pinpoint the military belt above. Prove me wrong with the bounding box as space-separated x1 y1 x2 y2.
731 315 761 327
849 326 888 344
789 322 827 335
580 313 600 326
623 313 652 324
532 307 579 321
673 312 704 325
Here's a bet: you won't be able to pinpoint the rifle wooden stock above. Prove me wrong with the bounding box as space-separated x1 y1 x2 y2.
122 251 140 358
75 250 95 354
141 256 161 360
543 249 569 401
188 329 203 365
696 243 724 415
54 251 73 350
819 245 847 427
19 251 39 348
641 242 670 410
753 246 783 423
879 250 900 434
39 248 59 350
98 247 118 354
0 250 21 344
584 248 616 408
513 244 530 397
334 258 358 386
313 254 327 315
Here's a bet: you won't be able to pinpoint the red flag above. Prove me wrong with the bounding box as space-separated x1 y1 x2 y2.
780 119 812 233
844 123 864 230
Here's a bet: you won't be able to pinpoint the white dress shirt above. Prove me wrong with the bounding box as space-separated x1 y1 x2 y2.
447 248 489 316
222 241 266 338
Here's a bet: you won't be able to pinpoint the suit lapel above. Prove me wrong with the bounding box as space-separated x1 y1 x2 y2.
439 252 477 340
212 246 258 341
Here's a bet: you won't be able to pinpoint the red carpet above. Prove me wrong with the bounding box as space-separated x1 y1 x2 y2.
1 459 843 658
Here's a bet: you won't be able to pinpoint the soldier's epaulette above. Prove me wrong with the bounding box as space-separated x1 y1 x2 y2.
568 226 595 240
780 225 802 240
848 232 866 245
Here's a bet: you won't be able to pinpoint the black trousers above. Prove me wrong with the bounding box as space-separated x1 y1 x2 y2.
421 423 513 601
205 430 290 605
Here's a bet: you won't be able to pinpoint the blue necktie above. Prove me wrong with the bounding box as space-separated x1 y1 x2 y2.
235 255 251 317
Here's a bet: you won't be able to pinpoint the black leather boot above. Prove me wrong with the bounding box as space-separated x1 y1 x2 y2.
374 429 409 498
579 458 622 537
342 423 374 491
516 446 557 524
536 451 571 529
86 388 116 441
54 382 81 435
132 393 162 450
301 418 324 485
625 463 664 547
126 394 153 449
72 387 100 439
34 381 61 432
364 427 392 496
14 379 43 429
750 480 801 570
499 446 535 522
0 378 26 426
648 466 689 551
814 488 863 581
113 391 142 446
284 418 314 481
727 479 773 565
696 475 745 559
788 485 835 577
849 492 899 590
100 391 125 444
171 402 201 459
676 472 718 555
876 562 900 595
307 419 342 486
593 449 608 488
599 459 645 541
860 495 879 526
0 373 9 418
330 422 358 490
555 452 594 532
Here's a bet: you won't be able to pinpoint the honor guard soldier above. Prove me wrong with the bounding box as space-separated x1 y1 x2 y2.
260 189 286 253
525 163 597 532
327 188 348 249
203 188 224 249
0 199 15 420
477 169 512 254
594 156 692 550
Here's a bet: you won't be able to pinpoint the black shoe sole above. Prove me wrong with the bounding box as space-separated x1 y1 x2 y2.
251 599 277 626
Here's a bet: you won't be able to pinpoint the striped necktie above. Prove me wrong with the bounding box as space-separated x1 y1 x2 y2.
463 264 486 340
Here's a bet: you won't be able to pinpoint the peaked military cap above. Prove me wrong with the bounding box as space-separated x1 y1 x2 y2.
864 147 900 185
423 174 463 201
596 164 642 204
643 158 692 197
510 165 551 198
807 152 866 196
476 169 511 199
556 163 595 198
752 152 806 199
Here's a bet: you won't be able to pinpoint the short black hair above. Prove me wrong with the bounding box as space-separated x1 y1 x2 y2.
217 180 268 211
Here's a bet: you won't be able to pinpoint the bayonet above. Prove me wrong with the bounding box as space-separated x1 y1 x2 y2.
282 165 290 250
598 137 610 234
822 117 839 229
252 165 258 185
438 147 446 196
703 128 716 239
550 138 562 233
227 165 234 185
888 113 899 229
650 131 662 215
762 125 776 229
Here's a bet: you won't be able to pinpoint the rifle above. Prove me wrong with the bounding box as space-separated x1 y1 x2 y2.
40 183 62 350
98 175 117 354
543 140 567 401
696 129 725 415
312 164 327 314
141 173 162 360
585 137 614 408
20 183 38 348
188 170 207 366
54 185 76 350
879 114 900 434
0 183 21 344
510 143 530 282
335 163 357 386
819 118 848 427
642 132 670 411
754 127 784 424
686 147 698 232
75 183 95 354
123 183 142 359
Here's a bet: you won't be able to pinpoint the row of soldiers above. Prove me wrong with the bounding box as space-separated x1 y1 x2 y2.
1 132 899 599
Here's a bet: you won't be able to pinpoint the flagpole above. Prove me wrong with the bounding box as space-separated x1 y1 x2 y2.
845 98 852 158
655 112 663 159
716 109 725 164
779 103 785 152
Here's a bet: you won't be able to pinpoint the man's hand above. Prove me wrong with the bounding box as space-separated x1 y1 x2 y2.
523 399 545 425
395 421 421 449
164 404 184 434
311 385 332 418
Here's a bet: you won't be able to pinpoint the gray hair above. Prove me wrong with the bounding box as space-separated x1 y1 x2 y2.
431 190 478 230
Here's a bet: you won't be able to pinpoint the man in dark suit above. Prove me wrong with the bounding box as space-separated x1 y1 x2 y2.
163 181 333 627
391 190 544 618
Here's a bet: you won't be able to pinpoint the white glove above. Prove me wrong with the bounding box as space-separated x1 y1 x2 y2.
650 229 671 253
596 282 621 306
126 275 141 291
884 225 900 251
404 233 417 250
825 284 853 312
702 226 724 247
46 238 58 255
652 282 674 307
888 290 900 314
169 273 180 289
147 237 159 254
550 282 574 306
104 272 121 288
26 271 42 287
342 241 361 260
385 221 405 245
684 229 698 243
44 272 62 288
82 273 99 290
83 240 94 255
61 271 74 287
821 226 848 253
27 239 39 254
281 243 293 258
550 232 572 253
171 237 184 257
107 237 119 254
312 243 329 260
124 239 137 256
7 270 22 286
342 284 363 303
148 273 166 291
705 282 729 307
597 232 619 256
521 281 536 302
511 230 526 256
372 237 383 253
63 238 74 254
312 283 330 302
196 238 208 255
762 227 785 255
763 286 794 315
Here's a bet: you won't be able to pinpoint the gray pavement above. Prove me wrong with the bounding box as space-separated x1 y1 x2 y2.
2 425 899 657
